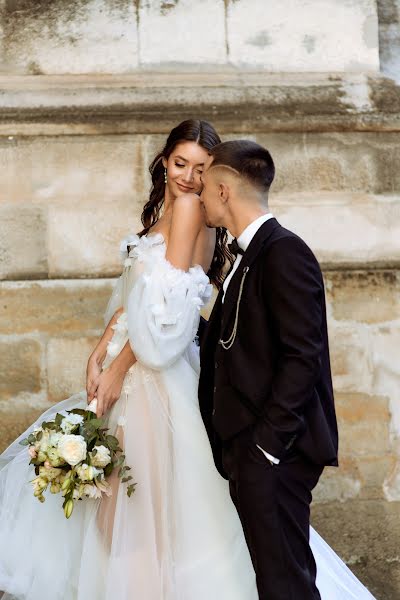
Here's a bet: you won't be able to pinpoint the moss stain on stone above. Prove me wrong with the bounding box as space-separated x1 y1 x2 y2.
160 1 179 16
1 0 134 73
246 30 272 48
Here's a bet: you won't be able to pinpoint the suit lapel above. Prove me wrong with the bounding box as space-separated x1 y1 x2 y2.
221 218 281 335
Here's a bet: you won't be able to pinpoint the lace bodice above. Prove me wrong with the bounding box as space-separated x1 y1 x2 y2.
103 233 213 371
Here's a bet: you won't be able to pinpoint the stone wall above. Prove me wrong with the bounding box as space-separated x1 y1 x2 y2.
378 0 400 81
0 0 379 73
0 2 399 597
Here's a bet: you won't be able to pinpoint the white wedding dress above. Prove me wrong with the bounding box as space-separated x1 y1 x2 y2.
0 233 375 600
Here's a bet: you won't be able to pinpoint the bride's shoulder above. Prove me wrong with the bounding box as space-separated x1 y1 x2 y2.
172 192 202 214
170 193 204 232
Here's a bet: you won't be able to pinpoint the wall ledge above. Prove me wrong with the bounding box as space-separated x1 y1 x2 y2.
0 72 399 135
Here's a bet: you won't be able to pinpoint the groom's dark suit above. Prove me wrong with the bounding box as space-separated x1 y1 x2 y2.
199 218 338 600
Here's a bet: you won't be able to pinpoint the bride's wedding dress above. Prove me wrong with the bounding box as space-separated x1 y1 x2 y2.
0 233 375 599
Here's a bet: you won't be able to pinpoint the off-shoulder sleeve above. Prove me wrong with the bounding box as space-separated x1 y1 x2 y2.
103 234 140 326
127 257 213 370
103 275 124 327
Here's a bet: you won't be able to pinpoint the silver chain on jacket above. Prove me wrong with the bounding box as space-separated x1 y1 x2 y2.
219 266 250 350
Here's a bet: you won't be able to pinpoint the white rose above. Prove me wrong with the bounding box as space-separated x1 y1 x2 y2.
58 435 87 466
61 414 84 434
91 445 111 468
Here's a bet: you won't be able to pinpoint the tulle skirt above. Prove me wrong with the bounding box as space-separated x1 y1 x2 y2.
0 357 375 599
0 358 256 600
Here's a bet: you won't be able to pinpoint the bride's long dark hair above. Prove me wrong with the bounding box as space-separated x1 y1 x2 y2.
139 119 233 289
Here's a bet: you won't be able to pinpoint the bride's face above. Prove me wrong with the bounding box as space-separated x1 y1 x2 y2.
163 142 208 198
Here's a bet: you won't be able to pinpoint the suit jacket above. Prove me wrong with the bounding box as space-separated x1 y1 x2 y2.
199 218 338 477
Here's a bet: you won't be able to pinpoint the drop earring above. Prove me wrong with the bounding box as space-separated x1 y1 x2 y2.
164 168 168 184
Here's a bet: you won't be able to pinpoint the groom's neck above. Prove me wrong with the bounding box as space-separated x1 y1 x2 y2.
226 202 270 239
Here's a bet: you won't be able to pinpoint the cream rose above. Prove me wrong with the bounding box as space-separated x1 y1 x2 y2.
58 435 87 466
91 445 111 468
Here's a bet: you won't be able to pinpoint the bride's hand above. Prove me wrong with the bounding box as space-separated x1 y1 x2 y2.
86 355 101 403
95 365 125 418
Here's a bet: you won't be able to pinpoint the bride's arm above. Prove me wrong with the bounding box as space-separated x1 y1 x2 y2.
87 306 137 417
94 341 136 418
88 308 123 366
87 307 137 417
86 307 124 399
165 193 204 270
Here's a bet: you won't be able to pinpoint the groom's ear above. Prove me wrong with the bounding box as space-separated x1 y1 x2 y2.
219 182 230 204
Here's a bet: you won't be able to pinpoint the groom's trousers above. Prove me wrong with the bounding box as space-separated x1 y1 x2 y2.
222 428 323 600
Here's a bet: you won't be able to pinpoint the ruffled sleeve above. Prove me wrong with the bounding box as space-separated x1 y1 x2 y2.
103 275 124 327
103 234 141 326
127 257 213 370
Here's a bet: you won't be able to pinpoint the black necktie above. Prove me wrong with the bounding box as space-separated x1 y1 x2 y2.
228 238 244 258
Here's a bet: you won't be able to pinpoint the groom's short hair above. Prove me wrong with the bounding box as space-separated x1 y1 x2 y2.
209 140 275 192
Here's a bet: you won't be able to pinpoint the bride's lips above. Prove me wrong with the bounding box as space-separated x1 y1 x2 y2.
177 183 194 193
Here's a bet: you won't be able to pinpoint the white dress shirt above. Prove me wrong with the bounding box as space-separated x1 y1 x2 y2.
223 213 280 466
223 213 274 302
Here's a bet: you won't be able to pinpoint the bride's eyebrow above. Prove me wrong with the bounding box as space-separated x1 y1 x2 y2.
175 155 205 166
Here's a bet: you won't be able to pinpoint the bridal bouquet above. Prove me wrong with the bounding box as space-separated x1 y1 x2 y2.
20 401 135 518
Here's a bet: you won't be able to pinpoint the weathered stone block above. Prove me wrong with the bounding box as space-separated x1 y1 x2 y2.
258 132 388 194
274 194 400 268
378 0 400 82
0 279 114 336
47 336 99 403
0 338 42 398
326 270 400 323
357 455 396 499
314 457 362 503
335 392 391 427
339 418 390 457
369 325 400 498
0 135 143 205
329 324 372 393
139 0 226 65
0 1 138 75
0 204 47 279
48 202 140 277
0 407 46 453
227 0 379 71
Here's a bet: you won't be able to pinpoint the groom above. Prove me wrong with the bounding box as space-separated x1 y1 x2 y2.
198 140 338 599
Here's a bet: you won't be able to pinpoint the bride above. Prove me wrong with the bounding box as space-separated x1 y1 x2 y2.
0 119 375 599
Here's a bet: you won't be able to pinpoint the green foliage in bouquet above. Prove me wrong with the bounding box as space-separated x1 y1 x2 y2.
20 407 136 519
